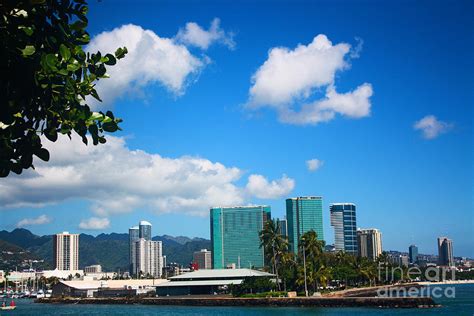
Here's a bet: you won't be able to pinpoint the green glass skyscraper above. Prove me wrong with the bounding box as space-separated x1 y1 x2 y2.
210 205 271 269
286 197 324 254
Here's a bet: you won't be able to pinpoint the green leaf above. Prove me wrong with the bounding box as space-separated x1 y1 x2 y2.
67 63 80 71
60 44 71 61
115 47 128 59
21 27 34 36
35 148 50 162
103 54 116 65
45 128 58 142
89 112 104 121
102 122 118 132
45 54 58 70
21 45 36 56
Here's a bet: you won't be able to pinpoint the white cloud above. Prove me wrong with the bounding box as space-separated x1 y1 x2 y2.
414 115 453 139
79 217 110 230
86 24 207 107
246 174 295 199
306 159 324 172
175 18 235 50
0 136 294 217
247 34 373 125
16 214 51 227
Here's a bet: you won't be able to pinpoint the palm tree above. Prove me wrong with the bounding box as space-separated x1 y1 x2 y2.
299 230 324 293
259 220 288 290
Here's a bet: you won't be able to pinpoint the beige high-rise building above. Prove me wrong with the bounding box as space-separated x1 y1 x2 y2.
193 249 212 269
136 238 163 277
357 228 382 260
53 232 79 271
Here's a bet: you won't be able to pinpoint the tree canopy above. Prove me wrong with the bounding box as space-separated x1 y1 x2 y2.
0 0 127 177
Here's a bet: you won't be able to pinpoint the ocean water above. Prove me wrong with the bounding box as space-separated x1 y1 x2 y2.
7 284 474 315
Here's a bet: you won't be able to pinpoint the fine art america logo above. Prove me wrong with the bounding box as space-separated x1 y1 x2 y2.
376 264 456 299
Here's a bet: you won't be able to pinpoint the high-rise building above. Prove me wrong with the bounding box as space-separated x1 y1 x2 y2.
136 238 163 277
53 232 79 271
193 249 212 270
210 205 271 269
129 220 164 277
129 226 139 274
286 196 324 254
437 237 454 267
357 228 382 260
277 218 288 238
330 203 358 255
409 245 418 264
139 220 152 241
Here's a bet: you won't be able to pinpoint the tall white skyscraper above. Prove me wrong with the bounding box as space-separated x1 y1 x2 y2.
53 232 79 271
357 228 382 260
129 220 163 277
136 238 163 277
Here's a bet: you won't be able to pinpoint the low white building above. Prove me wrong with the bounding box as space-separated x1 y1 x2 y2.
52 279 168 298
155 268 274 296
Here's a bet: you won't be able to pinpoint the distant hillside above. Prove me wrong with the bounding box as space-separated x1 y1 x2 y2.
0 229 210 272
0 239 46 271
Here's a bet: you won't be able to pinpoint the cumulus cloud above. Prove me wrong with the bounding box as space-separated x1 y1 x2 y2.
175 18 235 50
0 136 294 217
306 159 324 172
16 214 51 227
79 217 110 230
414 115 453 139
86 24 207 107
247 34 373 125
246 174 295 199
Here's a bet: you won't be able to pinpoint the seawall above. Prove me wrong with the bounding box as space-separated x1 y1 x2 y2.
36 296 438 308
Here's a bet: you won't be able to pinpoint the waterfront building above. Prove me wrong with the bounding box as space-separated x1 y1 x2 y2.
84 264 102 274
409 245 418 264
286 196 324 254
129 226 139 274
155 268 274 296
277 218 288 238
437 237 454 267
210 205 271 269
193 249 212 270
53 232 79 271
357 228 382 260
330 203 358 255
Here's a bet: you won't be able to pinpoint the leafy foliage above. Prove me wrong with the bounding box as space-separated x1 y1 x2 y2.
0 0 127 177
230 276 276 296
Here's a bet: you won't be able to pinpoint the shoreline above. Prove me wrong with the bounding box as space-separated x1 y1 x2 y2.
417 280 474 285
36 296 438 308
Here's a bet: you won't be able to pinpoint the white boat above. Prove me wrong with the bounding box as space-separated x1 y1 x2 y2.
1 306 16 310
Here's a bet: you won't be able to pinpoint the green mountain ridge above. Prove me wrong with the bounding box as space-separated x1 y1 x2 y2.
0 228 210 272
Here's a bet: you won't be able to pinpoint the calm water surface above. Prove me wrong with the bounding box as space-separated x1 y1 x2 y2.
7 284 474 315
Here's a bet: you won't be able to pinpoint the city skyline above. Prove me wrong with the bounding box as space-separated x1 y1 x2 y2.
0 1 472 258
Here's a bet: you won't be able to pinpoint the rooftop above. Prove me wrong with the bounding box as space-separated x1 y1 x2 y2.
139 220 152 226
169 268 274 281
58 279 167 290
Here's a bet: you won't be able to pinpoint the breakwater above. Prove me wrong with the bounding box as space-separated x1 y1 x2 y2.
37 296 438 308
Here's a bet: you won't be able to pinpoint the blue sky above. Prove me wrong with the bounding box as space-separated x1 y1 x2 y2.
1 1 472 257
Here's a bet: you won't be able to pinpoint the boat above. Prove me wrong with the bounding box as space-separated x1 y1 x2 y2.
1 306 16 310
1 300 16 310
